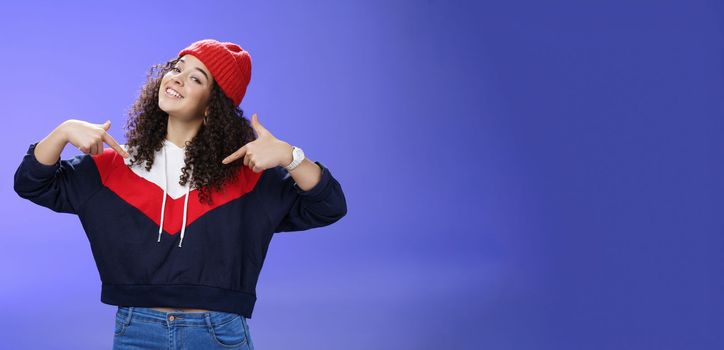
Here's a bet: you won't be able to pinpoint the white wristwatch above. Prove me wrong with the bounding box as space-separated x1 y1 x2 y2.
284 146 305 171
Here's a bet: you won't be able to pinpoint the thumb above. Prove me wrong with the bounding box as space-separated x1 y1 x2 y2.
250 113 266 134
102 120 111 131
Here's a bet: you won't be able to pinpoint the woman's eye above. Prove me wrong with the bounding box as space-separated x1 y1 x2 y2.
171 67 201 84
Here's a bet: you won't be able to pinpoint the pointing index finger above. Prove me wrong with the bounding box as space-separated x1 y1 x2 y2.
103 133 129 158
222 145 247 164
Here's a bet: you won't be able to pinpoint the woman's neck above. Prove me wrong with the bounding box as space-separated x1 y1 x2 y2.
166 115 203 149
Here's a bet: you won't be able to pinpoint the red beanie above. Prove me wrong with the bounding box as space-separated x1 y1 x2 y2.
177 39 252 106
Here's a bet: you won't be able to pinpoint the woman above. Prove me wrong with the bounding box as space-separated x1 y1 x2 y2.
13 39 348 349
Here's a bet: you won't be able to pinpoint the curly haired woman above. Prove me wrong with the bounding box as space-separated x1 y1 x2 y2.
13 38 348 349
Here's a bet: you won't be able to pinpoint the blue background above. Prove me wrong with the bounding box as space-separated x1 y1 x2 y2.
1 0 722 349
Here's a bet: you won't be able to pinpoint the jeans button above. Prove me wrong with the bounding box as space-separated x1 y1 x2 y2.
168 315 175 321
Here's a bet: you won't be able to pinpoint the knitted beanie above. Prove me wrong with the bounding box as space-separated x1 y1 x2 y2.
177 39 252 106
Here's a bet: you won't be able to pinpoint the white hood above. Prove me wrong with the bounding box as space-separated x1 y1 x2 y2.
122 139 192 247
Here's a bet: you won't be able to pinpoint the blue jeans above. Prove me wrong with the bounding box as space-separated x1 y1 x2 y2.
113 306 254 349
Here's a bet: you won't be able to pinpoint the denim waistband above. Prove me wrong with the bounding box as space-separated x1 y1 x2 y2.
117 306 241 327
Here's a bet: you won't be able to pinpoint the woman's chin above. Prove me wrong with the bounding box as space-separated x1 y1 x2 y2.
159 100 181 113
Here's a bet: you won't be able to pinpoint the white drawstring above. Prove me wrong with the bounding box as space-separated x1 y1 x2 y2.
156 142 192 247
157 146 168 243
178 183 190 247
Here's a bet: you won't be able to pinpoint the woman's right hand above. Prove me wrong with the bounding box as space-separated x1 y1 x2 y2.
61 119 129 158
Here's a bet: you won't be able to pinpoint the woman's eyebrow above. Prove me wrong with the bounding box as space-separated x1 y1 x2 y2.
177 58 209 81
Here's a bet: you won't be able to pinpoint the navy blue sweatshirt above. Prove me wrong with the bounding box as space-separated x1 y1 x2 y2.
13 140 347 318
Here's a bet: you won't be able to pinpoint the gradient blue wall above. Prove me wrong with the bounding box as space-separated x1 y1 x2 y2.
1 0 721 349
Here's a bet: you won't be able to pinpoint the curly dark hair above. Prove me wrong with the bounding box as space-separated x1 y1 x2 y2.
122 57 256 206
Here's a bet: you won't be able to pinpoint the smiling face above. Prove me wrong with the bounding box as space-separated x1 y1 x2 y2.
158 54 214 120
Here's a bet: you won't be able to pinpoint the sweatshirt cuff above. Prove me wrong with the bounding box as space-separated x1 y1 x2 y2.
24 142 61 178
290 161 333 200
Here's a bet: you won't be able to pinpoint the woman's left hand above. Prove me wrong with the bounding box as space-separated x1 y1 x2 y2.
221 113 293 173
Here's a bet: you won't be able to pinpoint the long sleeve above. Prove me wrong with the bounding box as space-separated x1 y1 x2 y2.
259 161 348 233
13 141 101 215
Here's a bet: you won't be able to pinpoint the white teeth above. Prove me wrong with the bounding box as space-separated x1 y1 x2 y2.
166 88 183 99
